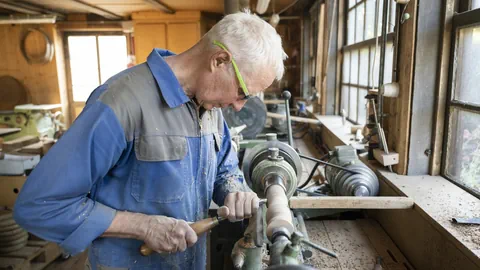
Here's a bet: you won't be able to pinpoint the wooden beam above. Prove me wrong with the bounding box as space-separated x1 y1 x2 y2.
0 1 65 18
289 196 415 209
142 0 175 14
267 112 321 124
430 0 455 175
393 0 418 175
0 1 40 14
66 0 122 20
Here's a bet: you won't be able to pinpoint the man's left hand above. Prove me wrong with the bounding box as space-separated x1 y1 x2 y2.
219 192 260 222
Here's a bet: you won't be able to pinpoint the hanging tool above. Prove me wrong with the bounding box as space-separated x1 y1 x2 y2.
140 216 225 256
368 97 393 172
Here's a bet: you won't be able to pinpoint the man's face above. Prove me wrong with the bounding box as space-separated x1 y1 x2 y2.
194 51 276 112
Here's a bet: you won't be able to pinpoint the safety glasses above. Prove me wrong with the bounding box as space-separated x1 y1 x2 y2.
213 40 250 100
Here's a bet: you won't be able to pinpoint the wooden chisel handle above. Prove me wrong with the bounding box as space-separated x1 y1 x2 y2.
140 216 223 256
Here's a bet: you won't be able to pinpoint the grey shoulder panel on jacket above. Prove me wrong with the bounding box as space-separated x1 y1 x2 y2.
98 64 155 141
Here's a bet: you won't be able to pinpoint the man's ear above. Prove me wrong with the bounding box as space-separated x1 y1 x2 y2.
210 50 232 71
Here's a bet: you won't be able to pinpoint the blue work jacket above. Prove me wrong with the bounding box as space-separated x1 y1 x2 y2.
13 49 245 270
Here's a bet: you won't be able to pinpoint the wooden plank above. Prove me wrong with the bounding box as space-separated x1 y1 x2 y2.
289 196 415 209
2 136 40 153
267 112 321 124
357 219 413 269
316 3 326 114
392 0 418 175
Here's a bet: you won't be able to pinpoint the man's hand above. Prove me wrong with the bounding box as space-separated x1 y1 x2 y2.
103 212 198 254
143 215 198 253
218 192 260 222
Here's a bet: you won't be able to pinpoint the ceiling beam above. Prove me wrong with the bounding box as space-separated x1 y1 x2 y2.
0 1 41 14
2 1 65 19
66 0 123 20
142 0 175 14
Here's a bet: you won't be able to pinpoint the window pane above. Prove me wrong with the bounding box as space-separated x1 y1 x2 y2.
342 51 350 84
454 26 480 106
355 4 365 42
349 87 358 121
349 0 356 8
98 36 128 83
365 0 376 39
341 85 349 115
472 0 480 9
351 50 359 85
68 36 99 102
347 10 355 45
384 42 394 84
445 109 480 195
359 47 369 86
358 89 368 124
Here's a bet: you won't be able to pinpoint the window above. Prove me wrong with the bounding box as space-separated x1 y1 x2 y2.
341 0 396 124
443 3 480 198
67 34 128 102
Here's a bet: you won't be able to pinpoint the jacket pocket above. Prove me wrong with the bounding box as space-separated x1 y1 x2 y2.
131 135 190 203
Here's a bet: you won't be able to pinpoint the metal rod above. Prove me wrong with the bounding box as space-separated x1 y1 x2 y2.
299 154 359 174
283 91 294 147
295 188 326 196
378 0 389 126
301 239 338 258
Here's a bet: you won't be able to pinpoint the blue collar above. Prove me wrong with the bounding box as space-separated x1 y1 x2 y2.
146 49 190 108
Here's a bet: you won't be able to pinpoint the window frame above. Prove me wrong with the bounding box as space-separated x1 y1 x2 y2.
340 0 396 125
442 5 480 199
63 31 128 123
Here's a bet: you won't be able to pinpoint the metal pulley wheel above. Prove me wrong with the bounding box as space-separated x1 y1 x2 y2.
222 97 267 139
0 210 28 254
242 140 302 198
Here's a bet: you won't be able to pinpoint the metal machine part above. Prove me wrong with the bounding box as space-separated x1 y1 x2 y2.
243 141 302 199
282 91 294 147
325 146 379 196
0 104 64 141
222 97 267 139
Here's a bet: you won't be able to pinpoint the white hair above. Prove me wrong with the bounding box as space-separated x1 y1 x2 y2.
203 11 287 81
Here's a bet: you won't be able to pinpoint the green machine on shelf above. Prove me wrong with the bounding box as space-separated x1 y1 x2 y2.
0 104 64 141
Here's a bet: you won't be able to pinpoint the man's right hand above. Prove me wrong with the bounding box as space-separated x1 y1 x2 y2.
103 212 197 254
142 215 198 253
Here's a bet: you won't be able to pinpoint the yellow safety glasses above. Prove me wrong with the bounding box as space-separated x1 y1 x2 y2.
213 40 250 100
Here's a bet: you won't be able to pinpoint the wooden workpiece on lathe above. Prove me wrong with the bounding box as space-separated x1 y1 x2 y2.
266 185 294 238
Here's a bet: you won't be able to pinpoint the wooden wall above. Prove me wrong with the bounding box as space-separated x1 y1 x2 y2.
0 24 64 106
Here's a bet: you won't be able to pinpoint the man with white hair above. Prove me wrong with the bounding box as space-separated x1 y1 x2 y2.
14 11 286 270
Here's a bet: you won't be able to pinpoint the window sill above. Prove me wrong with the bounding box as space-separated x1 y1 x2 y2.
375 169 480 261
309 112 480 265
310 113 366 150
